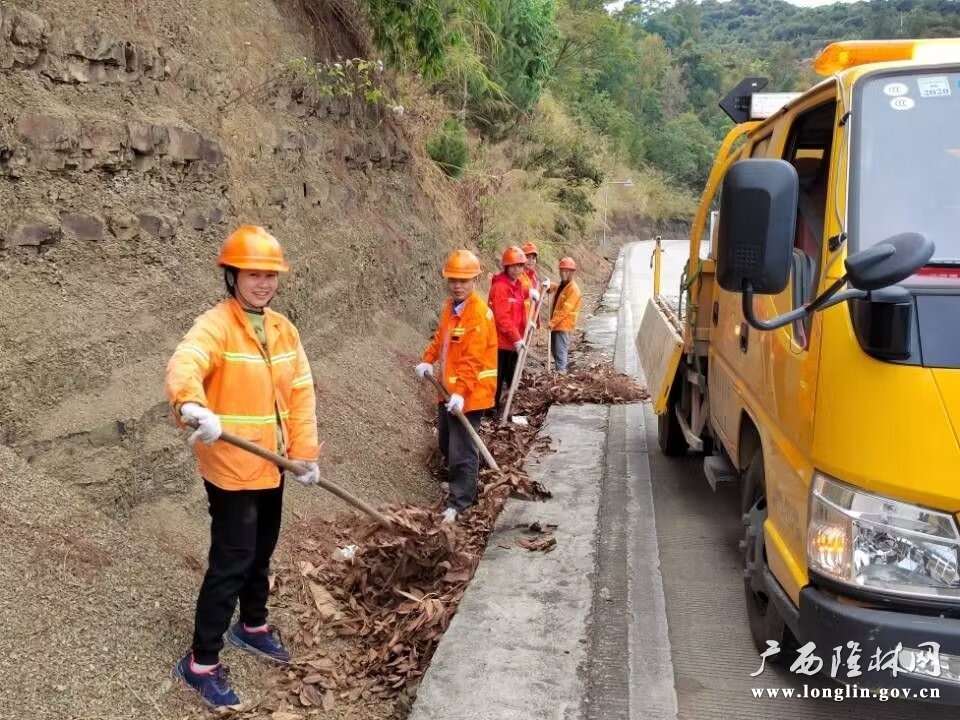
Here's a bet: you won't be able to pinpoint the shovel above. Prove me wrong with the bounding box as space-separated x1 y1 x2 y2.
183 419 393 529
423 373 502 475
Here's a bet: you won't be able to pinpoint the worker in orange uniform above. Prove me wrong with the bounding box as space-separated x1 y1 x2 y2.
165 225 321 708
488 245 537 414
416 249 498 524
549 257 583 374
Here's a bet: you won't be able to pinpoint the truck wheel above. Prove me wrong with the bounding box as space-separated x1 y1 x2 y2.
741 450 793 661
657 394 687 456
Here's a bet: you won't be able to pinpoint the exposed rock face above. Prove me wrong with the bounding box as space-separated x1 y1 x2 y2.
10 113 225 175
0 0 444 522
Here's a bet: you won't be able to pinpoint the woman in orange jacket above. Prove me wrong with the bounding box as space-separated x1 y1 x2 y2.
521 241 551 329
549 257 583 373
165 225 320 708
416 249 498 523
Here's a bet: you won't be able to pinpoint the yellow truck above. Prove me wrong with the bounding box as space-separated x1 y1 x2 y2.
639 38 960 701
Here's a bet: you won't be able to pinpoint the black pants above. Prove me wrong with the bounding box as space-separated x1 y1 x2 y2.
192 477 284 665
437 404 484 513
495 348 519 413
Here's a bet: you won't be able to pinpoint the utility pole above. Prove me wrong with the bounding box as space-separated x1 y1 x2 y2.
600 178 634 246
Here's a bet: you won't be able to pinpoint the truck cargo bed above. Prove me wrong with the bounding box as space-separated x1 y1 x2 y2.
637 296 684 414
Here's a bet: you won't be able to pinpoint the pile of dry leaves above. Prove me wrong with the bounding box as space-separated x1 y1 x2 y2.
209 362 647 719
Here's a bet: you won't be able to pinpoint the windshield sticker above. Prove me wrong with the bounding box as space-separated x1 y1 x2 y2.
890 96 915 111
883 82 909 97
917 75 951 98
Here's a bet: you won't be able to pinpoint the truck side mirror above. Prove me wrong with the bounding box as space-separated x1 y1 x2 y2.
716 159 798 295
844 232 934 292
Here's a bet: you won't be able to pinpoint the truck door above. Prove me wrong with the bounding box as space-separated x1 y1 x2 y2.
708 132 774 462
762 91 840 597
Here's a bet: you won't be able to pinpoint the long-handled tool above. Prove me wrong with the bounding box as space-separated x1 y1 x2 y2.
499 293 545 425
546 326 552 374
424 373 502 475
183 420 393 528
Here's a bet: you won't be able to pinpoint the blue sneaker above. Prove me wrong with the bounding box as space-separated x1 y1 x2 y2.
171 654 240 708
226 622 291 665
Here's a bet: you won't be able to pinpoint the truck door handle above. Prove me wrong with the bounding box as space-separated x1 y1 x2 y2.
739 322 749 353
712 301 719 326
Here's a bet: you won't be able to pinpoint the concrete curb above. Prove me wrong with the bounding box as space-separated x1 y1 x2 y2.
408 404 608 720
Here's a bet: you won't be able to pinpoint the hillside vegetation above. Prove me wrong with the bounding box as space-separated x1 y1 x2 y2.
367 0 960 229
608 0 960 191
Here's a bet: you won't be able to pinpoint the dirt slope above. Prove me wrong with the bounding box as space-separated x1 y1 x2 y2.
0 1 615 717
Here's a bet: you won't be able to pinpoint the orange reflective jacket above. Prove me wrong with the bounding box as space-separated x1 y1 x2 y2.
519 270 533 319
165 298 320 491
422 290 498 413
523 267 548 328
550 280 582 332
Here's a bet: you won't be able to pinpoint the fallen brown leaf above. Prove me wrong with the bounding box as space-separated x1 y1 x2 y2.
308 581 343 622
305 657 336 673
298 682 324 707
516 535 557 552
322 689 336 711
271 712 302 720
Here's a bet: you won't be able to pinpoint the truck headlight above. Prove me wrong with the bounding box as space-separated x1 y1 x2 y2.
808 472 960 599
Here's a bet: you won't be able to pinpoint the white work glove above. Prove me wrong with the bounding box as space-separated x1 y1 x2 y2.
415 362 433 379
180 402 222 445
445 393 465 414
529 288 540 303
541 279 551 292
514 339 525 352
292 461 320 486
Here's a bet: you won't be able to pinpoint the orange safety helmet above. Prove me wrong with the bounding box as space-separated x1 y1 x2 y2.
559 257 577 271
522 241 538 256
502 245 527 267
216 225 290 273
442 249 482 279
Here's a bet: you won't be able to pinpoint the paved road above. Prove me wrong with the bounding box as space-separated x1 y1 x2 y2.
617 240 956 719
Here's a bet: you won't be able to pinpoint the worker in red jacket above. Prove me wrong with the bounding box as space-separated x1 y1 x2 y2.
488 245 538 414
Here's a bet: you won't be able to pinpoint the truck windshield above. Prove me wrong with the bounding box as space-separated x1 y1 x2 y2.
853 69 960 264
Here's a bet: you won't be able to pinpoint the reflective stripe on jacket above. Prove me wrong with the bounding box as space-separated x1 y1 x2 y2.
487 272 526 350
550 280 582 332
165 298 320 490
422 290 498 413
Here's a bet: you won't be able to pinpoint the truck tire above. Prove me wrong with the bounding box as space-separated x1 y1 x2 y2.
658 391 687 456
741 450 794 662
